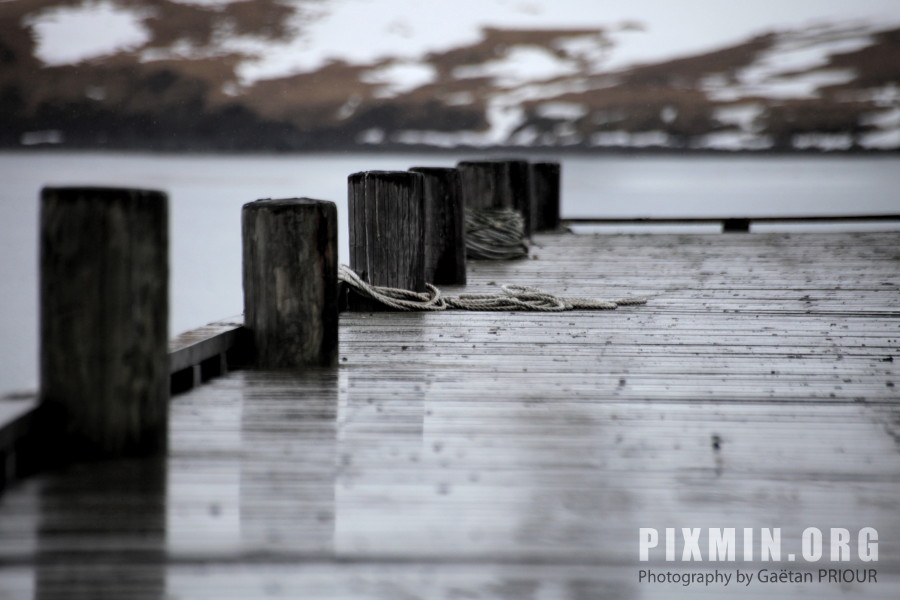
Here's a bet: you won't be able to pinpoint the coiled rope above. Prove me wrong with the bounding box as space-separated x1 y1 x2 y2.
338 265 648 312
466 208 529 260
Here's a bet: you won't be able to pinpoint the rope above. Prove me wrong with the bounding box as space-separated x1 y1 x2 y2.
338 265 648 312
466 207 529 260
338 265 446 311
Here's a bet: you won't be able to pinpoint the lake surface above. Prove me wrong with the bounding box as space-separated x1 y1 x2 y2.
1 151 898 394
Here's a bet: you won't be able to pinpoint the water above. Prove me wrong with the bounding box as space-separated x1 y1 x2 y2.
1 151 898 394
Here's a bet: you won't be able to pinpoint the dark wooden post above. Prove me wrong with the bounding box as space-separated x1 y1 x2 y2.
40 187 169 459
531 161 561 232
506 159 533 237
348 171 425 311
457 160 510 210
457 159 533 236
242 198 338 368
723 218 751 233
409 167 466 285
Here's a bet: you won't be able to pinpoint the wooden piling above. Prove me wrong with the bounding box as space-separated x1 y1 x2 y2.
457 159 533 236
40 187 169 459
457 160 506 211
409 167 466 285
348 171 425 311
242 198 338 368
531 161 561 232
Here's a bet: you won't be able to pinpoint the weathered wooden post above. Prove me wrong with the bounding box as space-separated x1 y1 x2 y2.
40 187 169 459
242 198 338 368
409 166 466 285
531 161 561 232
457 160 505 211
348 171 425 311
457 158 533 236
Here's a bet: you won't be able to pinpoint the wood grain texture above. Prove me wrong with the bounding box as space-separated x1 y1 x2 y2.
458 159 534 235
39 187 168 459
409 167 466 285
242 199 338 368
348 171 425 311
2 231 898 599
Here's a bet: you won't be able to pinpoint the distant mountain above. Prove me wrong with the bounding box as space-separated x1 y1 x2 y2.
2 0 898 151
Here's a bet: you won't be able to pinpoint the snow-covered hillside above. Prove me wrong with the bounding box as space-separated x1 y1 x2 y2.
3 0 899 151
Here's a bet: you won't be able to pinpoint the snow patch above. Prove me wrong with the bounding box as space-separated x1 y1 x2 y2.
792 133 854 151
714 103 764 131
552 32 613 70
483 97 527 144
861 107 900 129
336 95 362 120
223 0 479 86
758 32 871 75
453 46 580 87
141 40 205 63
743 69 855 100
591 131 669 147
360 61 436 98
392 95 530 148
357 128 385 145
509 127 541 146
660 105 678 124
392 130 487 148
536 102 587 120
860 128 900 150
869 84 900 107
694 131 773 151
508 76 609 105
26 2 151 66
707 27 872 101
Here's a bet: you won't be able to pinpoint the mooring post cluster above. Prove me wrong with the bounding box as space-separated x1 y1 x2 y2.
36 158 559 461
345 158 561 306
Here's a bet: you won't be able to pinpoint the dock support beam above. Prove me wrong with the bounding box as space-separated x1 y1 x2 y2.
40 187 169 459
409 166 466 285
348 171 425 311
531 161 561 232
242 198 338 368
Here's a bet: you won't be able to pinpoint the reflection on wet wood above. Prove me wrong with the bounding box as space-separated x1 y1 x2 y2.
0 231 898 599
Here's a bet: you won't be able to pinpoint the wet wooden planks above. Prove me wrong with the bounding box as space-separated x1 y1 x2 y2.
0 231 898 599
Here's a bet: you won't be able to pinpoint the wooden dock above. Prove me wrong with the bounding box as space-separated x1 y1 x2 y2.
0 230 898 599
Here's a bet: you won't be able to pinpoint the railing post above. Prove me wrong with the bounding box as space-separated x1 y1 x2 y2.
531 161 561 232
40 187 169 459
409 166 466 285
348 171 425 310
242 198 338 368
